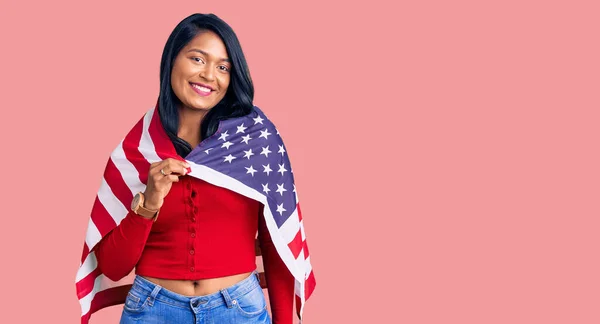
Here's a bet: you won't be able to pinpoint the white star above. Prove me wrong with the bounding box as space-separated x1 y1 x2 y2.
276 183 287 196
262 164 272 176
236 123 247 134
259 129 272 140
293 184 296 192
278 163 288 176
218 130 229 141
276 129 280 135
223 154 236 163
243 149 254 159
278 145 286 156
221 141 234 149
262 183 271 194
260 146 272 157
245 165 257 176
204 148 213 154
241 134 252 144
253 116 264 125
276 203 286 216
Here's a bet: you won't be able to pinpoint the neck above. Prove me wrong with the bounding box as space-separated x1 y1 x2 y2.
177 106 208 148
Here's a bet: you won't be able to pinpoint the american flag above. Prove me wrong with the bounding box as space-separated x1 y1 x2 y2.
75 104 316 323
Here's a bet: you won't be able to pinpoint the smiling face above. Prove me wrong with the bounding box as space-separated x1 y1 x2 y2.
170 30 232 111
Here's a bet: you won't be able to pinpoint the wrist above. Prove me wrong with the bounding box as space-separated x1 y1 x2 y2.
142 191 160 211
131 192 160 221
143 200 160 212
140 196 159 219
131 211 156 221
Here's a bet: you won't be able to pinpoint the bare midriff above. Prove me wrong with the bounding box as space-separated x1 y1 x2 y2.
142 272 253 296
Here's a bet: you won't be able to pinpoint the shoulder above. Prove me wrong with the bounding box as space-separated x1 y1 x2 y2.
250 105 280 131
218 105 283 146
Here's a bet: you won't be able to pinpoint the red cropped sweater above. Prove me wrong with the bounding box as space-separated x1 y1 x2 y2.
94 175 294 323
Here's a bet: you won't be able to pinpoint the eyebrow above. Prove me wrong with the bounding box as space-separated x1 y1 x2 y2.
187 49 231 63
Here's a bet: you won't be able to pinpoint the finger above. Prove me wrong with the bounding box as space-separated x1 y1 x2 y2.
147 162 160 177
166 158 190 169
159 164 173 176
165 160 188 176
149 160 169 175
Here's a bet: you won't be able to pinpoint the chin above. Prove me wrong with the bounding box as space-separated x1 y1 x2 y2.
186 100 216 111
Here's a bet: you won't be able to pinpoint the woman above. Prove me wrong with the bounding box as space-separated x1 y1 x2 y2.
82 13 308 324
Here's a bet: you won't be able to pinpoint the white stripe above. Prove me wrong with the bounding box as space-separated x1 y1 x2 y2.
187 162 304 282
138 107 162 164
293 276 306 321
299 280 306 320
97 178 129 225
187 162 265 202
110 140 146 196
85 218 102 249
294 278 302 297
304 256 313 278
79 273 104 315
79 273 115 315
294 247 307 277
300 220 306 241
79 271 137 316
75 252 98 282
278 206 301 243
79 286 94 316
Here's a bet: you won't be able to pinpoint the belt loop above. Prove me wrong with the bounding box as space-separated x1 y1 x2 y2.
220 288 234 308
148 285 161 307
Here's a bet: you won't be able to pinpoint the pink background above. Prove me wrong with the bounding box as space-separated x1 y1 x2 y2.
1 0 599 323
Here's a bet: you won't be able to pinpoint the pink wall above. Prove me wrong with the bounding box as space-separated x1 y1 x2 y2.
1 0 599 323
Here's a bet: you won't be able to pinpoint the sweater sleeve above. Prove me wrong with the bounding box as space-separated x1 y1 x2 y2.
93 211 154 281
258 205 296 324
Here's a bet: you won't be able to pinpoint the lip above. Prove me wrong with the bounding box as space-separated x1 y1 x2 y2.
189 82 214 97
190 82 214 90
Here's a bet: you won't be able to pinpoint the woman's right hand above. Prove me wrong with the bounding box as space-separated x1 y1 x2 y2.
143 158 190 210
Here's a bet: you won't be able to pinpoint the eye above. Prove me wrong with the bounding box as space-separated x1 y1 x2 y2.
218 65 230 72
191 57 205 64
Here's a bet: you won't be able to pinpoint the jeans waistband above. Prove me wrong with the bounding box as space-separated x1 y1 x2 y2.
130 271 261 310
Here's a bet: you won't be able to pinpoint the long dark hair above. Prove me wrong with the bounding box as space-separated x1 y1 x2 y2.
158 13 254 158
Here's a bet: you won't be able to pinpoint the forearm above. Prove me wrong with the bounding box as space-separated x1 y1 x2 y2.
259 211 295 324
94 211 154 281
262 246 295 324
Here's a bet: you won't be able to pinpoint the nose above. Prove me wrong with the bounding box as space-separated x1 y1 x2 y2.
200 66 215 81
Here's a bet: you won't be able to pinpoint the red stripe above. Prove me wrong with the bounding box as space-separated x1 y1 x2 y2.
287 230 303 259
75 267 101 299
81 244 89 264
80 284 131 324
295 295 302 319
90 196 117 237
303 239 310 260
148 105 179 160
122 115 150 184
297 203 303 221
305 270 316 299
81 312 90 324
104 157 134 210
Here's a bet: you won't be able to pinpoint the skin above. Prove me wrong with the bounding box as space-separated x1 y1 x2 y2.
140 30 251 296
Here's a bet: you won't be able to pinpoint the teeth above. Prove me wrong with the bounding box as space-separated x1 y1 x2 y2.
192 84 211 92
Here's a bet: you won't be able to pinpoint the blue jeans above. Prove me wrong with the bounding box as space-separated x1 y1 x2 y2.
119 271 272 324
